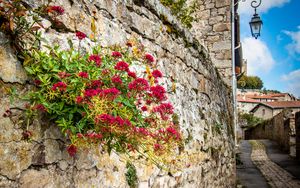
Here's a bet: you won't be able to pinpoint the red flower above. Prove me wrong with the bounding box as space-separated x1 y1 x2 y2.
67 144 77 157
76 31 86 40
111 51 122 58
145 53 155 63
153 103 174 120
52 81 67 92
152 70 163 78
141 106 147 111
84 88 101 98
154 143 162 151
48 6 65 15
34 79 41 86
128 78 149 91
115 61 129 71
127 71 137 78
112 75 123 85
33 104 47 112
78 72 88 78
22 130 33 140
135 127 150 136
150 85 167 101
102 69 110 75
91 80 103 88
2 109 12 118
88 54 102 66
58 72 71 79
77 133 83 138
100 88 120 100
166 126 181 139
95 114 115 124
76 96 84 104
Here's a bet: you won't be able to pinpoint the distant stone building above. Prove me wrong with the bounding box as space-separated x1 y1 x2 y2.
250 101 300 120
237 97 260 113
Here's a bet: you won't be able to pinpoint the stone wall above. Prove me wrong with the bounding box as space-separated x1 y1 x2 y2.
245 111 296 156
0 0 235 187
189 0 232 85
296 112 300 160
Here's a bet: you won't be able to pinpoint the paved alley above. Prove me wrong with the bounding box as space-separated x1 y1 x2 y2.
237 140 300 188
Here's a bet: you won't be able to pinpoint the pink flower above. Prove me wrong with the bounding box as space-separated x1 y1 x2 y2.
52 81 67 92
48 6 65 15
145 53 155 63
76 31 86 40
150 85 167 101
115 61 129 71
88 54 102 66
111 51 122 58
152 70 163 78
127 71 137 78
112 75 123 85
128 78 149 91
78 72 88 78
67 144 77 157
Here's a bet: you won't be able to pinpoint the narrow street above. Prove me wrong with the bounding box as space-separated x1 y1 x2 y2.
237 140 300 188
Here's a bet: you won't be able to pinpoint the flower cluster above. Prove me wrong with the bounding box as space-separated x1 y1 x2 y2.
24 30 182 168
52 81 67 92
48 6 65 15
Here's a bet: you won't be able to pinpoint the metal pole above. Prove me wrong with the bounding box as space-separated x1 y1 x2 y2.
231 0 238 147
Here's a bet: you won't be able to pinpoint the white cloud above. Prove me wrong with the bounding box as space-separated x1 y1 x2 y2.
242 37 275 75
283 26 300 57
238 0 290 15
281 69 300 97
281 69 300 81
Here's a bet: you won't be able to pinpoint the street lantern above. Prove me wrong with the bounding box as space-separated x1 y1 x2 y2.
249 0 263 39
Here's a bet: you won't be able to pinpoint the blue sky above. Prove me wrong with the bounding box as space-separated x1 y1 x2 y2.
238 0 300 97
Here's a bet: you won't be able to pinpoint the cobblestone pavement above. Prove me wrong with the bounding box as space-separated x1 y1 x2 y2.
250 140 300 188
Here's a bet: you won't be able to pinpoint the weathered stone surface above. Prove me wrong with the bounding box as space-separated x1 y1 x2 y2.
0 0 235 187
0 33 28 84
213 23 230 32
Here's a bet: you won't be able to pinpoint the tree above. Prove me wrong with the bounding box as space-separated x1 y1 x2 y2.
237 75 263 89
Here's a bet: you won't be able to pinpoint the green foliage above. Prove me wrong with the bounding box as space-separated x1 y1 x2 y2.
160 0 198 28
261 88 281 94
0 0 48 56
213 122 223 135
237 75 264 89
125 162 138 188
239 113 263 128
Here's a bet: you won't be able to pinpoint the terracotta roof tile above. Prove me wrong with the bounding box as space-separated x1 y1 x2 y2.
262 101 300 108
237 97 260 103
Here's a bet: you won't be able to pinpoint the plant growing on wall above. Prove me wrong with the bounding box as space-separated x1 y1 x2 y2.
160 0 198 28
25 34 182 168
1 1 183 172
